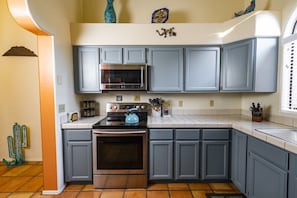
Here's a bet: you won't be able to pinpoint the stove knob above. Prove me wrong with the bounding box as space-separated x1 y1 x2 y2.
140 105 146 110
112 105 118 110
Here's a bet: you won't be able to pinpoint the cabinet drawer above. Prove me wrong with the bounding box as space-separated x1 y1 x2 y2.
175 129 200 140
202 129 230 140
150 129 173 140
64 130 92 141
248 136 288 170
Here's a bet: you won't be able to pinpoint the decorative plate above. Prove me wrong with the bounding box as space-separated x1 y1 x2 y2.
151 8 169 23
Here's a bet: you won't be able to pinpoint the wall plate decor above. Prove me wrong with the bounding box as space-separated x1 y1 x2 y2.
151 8 169 23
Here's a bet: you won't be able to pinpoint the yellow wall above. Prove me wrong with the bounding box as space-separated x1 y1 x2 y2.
0 0 41 161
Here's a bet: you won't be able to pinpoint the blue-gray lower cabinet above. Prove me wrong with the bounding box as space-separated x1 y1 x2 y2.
231 129 247 193
201 129 230 180
175 129 200 180
63 129 92 182
289 153 297 198
149 129 174 180
246 137 288 198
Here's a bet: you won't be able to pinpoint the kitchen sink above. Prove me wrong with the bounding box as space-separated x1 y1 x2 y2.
255 128 297 144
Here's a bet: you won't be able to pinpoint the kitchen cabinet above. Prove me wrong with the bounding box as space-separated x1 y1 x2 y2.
175 129 200 180
148 47 183 92
63 129 92 182
100 47 146 64
231 129 247 193
185 47 220 92
289 153 297 198
221 38 278 92
246 136 288 198
149 129 174 180
201 129 230 180
73 46 101 93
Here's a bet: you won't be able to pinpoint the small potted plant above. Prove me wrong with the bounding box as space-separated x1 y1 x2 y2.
250 102 263 122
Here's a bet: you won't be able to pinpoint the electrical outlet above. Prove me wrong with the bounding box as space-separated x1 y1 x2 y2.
134 95 140 101
178 100 183 107
116 95 122 101
209 100 214 107
58 104 65 113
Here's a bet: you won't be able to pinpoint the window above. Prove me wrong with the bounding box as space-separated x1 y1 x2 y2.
282 21 297 113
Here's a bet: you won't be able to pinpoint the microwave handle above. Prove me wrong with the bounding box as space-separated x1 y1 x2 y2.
141 66 144 88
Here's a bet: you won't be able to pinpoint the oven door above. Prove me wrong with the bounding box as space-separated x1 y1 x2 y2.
93 129 147 175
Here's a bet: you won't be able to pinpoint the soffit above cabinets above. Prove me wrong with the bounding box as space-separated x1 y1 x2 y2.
70 11 281 46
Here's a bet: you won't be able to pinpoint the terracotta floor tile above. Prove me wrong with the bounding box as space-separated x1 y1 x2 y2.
64 184 84 191
147 191 169 198
31 192 56 198
168 183 189 190
209 183 234 191
170 191 193 198
2 165 31 176
18 165 43 177
100 191 124 198
147 184 168 190
0 166 10 176
189 183 211 191
53 191 79 198
16 176 43 192
124 191 146 198
192 191 208 198
0 177 32 192
77 191 101 198
0 193 10 198
6 192 34 198
82 184 102 191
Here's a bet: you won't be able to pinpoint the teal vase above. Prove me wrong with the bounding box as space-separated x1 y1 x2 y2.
104 0 116 23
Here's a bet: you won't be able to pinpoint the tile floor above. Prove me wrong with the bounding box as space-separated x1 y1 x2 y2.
0 162 240 198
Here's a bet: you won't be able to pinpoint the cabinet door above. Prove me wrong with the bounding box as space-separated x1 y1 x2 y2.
175 141 199 180
185 47 220 92
231 130 247 193
289 153 297 198
74 47 100 93
123 47 146 64
100 47 122 64
65 141 92 182
149 140 173 180
201 141 229 180
221 39 254 92
148 48 183 92
246 152 287 198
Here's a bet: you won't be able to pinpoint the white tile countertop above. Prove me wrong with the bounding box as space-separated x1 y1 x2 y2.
61 114 297 154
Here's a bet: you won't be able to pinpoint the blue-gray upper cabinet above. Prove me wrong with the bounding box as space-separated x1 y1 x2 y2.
148 48 183 92
73 47 101 93
185 47 220 92
246 136 288 198
221 38 278 92
201 129 230 180
289 153 297 198
100 47 146 64
149 129 174 180
175 129 200 180
63 130 93 182
231 129 247 194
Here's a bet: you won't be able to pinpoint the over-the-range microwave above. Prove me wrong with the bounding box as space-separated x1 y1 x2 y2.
99 64 147 91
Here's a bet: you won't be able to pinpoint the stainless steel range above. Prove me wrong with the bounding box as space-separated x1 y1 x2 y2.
92 102 150 189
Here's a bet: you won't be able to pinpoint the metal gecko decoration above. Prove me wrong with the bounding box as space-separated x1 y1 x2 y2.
3 123 29 167
156 27 176 38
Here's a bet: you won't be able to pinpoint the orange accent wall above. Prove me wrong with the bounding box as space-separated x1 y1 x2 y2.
7 0 58 191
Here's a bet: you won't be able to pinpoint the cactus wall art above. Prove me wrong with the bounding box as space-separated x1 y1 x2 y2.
3 123 29 167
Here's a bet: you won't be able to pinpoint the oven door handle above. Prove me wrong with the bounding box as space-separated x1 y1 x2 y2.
93 130 147 134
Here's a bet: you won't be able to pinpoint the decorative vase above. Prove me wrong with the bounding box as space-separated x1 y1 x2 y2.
104 0 116 23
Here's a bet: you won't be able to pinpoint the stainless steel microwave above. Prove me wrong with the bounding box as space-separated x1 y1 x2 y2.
100 64 147 91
